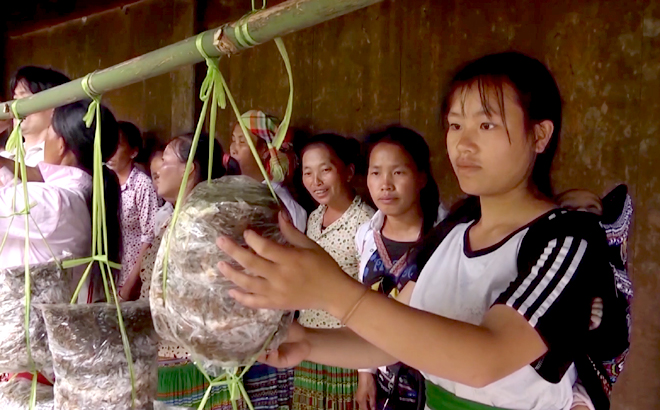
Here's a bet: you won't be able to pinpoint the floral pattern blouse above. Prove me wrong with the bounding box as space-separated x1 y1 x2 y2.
297 196 375 329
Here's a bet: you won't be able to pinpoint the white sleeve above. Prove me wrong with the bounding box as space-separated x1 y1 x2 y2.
354 221 370 257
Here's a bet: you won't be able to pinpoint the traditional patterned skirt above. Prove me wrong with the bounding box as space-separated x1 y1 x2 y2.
243 363 294 410
157 357 246 410
293 361 358 410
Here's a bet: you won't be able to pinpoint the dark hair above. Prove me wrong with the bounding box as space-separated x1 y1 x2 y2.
301 133 362 168
366 126 440 234
10 66 70 96
118 121 143 152
169 132 226 182
441 52 562 198
52 101 122 281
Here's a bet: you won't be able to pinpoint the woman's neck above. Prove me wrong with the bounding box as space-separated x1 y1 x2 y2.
478 185 555 233
381 206 424 242
322 191 354 227
243 165 266 182
115 164 134 186
23 129 48 150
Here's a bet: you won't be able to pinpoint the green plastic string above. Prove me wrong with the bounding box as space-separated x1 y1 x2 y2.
4 102 38 410
194 331 277 410
196 33 227 182
63 73 138 408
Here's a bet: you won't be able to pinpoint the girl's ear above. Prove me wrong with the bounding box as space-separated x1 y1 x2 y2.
533 120 554 154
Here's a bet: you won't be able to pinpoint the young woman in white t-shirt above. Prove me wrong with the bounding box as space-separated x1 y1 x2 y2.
215 53 625 410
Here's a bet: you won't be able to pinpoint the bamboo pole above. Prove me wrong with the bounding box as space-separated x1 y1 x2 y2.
0 0 383 120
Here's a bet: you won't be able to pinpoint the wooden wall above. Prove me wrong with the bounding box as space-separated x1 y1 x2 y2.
4 0 660 408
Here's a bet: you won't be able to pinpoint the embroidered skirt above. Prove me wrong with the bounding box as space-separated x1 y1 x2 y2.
293 360 358 410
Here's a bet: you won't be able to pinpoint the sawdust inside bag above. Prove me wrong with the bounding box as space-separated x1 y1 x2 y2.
39 301 157 410
150 176 293 369
0 378 54 410
0 261 73 376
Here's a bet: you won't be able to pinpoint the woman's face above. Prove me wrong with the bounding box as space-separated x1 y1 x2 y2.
446 84 545 198
157 143 188 203
149 152 164 191
13 80 54 140
302 144 353 207
229 124 260 177
106 131 138 172
367 142 425 218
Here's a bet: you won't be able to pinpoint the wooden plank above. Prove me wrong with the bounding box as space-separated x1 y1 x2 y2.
399 0 540 206
309 0 399 137
613 1 659 408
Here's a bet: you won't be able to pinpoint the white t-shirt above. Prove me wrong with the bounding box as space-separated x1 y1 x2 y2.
271 181 307 232
410 209 605 410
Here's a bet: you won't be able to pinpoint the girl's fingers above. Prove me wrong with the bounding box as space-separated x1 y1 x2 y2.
277 211 318 249
217 261 269 295
227 288 277 309
216 235 274 277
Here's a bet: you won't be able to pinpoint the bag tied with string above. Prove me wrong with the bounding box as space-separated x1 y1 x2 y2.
38 301 157 410
150 176 292 370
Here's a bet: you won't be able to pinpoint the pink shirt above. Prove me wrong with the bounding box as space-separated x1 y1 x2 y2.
118 167 159 286
0 163 92 269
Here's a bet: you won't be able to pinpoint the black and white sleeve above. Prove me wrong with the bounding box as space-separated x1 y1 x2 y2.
493 210 608 382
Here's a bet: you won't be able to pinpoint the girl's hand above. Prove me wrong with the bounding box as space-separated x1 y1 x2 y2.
356 372 377 410
258 321 311 368
216 211 356 313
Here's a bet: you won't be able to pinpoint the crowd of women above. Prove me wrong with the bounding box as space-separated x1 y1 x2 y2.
0 51 632 410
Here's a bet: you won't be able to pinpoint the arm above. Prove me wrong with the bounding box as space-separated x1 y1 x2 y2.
219 212 594 388
0 157 44 182
119 242 151 301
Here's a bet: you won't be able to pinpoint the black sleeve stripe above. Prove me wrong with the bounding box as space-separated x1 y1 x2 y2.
506 237 588 327
523 237 586 321
515 237 573 318
510 238 564 310
528 239 587 327
506 238 561 309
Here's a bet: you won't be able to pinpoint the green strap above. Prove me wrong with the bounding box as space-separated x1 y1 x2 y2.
425 381 511 410
63 74 138 408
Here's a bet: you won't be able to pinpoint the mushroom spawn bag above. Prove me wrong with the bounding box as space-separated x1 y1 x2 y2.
150 176 293 368
39 301 157 410
0 378 54 410
0 261 73 376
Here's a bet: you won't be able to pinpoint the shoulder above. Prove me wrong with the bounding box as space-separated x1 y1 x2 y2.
521 209 606 249
354 197 376 221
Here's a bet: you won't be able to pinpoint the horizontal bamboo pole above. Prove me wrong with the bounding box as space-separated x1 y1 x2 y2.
0 0 383 120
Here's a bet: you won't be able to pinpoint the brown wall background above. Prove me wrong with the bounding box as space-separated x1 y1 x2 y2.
4 0 660 408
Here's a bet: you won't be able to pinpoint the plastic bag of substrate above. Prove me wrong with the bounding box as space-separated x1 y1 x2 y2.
0 378 54 410
0 261 73 375
151 176 293 369
39 301 158 410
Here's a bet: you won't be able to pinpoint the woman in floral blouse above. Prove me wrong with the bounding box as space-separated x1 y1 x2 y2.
294 134 375 410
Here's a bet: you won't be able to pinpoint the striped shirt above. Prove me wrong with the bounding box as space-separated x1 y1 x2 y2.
411 209 608 410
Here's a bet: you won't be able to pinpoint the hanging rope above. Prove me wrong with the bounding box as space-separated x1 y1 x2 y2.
159 3 294 407
63 73 139 408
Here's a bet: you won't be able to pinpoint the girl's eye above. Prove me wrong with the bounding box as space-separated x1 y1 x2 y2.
322 168 331 173
303 172 311 177
449 123 461 131
481 123 496 130
369 171 379 176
